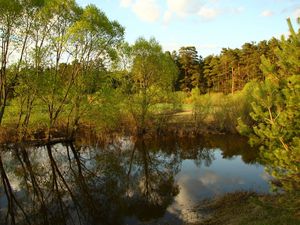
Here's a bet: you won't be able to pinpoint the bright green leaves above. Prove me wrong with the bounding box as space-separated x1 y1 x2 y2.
0 0 125 137
59 4 124 134
131 37 177 92
0 0 22 17
125 38 178 133
241 18 300 191
67 4 124 66
78 4 123 36
41 0 78 19
277 19 300 78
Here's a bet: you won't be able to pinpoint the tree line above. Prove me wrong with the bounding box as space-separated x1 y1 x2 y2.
171 38 280 94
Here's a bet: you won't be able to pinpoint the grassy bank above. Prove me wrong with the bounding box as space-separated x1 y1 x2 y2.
0 90 249 143
196 192 300 225
0 81 267 144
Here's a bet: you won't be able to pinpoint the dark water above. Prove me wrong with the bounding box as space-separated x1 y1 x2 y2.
0 135 271 225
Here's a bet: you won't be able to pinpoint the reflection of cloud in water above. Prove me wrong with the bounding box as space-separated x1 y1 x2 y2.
167 175 208 224
167 202 203 224
199 170 219 185
200 170 245 186
167 170 247 223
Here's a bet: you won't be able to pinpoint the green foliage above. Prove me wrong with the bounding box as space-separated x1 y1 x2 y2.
203 55 221 92
174 46 204 92
211 91 252 133
83 87 125 132
203 39 279 94
240 18 300 191
191 88 211 130
171 91 186 111
190 82 256 133
126 38 178 133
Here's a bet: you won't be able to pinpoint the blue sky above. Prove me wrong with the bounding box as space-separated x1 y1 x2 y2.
76 0 300 56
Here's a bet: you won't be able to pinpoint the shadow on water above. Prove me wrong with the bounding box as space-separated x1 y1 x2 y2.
0 135 268 225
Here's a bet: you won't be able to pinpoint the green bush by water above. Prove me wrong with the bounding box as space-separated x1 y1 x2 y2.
191 81 258 133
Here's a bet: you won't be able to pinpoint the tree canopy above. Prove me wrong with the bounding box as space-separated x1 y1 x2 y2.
239 18 300 190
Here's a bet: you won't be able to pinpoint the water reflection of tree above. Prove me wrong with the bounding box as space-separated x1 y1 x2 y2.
0 135 261 225
0 139 182 225
139 135 258 165
123 139 180 221
0 143 123 225
193 148 215 167
0 152 31 225
206 135 259 164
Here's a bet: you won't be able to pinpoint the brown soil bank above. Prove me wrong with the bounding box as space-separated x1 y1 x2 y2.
195 192 300 225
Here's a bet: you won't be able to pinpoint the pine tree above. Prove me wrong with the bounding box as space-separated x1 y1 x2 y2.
239 18 300 190
177 47 202 92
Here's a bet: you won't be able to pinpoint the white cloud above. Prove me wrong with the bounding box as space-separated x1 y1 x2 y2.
120 0 161 22
120 0 133 8
163 10 172 24
261 10 274 17
119 0 245 23
166 0 204 17
198 7 220 20
294 7 300 18
231 6 245 14
132 0 161 22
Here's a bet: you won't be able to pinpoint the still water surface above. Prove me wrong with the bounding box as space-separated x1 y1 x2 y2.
0 135 271 225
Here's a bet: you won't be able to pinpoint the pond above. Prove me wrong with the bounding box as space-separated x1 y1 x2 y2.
0 135 271 225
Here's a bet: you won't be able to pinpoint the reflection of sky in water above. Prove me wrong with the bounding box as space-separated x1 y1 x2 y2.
166 149 270 224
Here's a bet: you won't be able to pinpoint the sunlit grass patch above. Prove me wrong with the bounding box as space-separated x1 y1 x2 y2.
197 191 300 225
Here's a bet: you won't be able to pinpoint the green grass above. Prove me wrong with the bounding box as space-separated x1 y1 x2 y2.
3 103 49 129
196 192 300 225
181 103 193 111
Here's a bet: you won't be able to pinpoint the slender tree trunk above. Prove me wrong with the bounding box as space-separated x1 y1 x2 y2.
0 93 8 125
231 67 235 94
